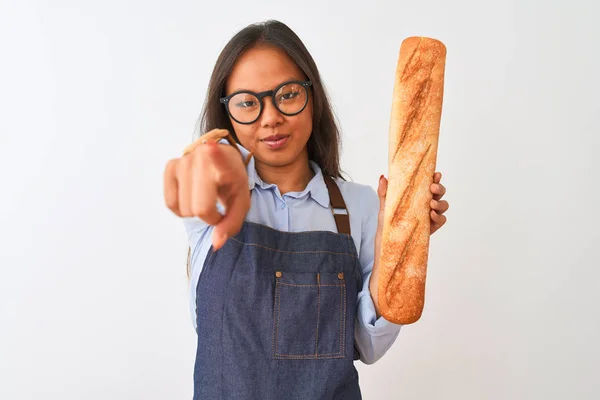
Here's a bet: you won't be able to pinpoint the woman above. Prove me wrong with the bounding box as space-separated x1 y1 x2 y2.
164 20 449 400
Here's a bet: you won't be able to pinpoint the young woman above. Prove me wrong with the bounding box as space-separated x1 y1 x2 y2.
164 20 449 400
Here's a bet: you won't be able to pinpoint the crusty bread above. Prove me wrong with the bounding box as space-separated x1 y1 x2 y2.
378 37 446 324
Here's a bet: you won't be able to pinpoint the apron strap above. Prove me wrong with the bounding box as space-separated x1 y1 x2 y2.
322 175 351 235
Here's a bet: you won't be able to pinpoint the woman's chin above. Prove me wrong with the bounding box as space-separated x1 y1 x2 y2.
254 150 306 169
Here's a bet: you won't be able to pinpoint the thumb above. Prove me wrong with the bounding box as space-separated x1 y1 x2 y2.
373 175 388 282
377 175 388 208
376 175 388 233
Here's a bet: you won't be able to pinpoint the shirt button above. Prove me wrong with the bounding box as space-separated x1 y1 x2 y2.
281 203 287 209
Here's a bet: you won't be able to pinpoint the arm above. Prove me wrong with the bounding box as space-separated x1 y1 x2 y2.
354 172 449 364
354 184 402 365
179 135 252 292
164 131 251 328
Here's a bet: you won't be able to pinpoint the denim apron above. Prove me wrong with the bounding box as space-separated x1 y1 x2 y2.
193 176 363 400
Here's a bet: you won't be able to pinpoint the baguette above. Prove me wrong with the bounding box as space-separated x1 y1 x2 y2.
378 37 447 324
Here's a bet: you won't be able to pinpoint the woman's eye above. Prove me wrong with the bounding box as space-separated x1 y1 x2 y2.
235 101 256 108
279 91 299 101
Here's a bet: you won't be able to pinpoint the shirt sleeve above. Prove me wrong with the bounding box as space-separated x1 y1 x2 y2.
354 185 403 365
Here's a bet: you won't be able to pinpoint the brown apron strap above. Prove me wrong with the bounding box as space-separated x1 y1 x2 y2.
322 175 351 235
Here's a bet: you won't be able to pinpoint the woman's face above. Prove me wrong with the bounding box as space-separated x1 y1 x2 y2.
225 45 313 169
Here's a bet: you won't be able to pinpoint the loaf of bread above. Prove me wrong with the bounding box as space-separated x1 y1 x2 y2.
378 37 447 324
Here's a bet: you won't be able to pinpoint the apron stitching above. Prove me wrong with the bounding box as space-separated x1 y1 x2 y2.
342 283 347 356
339 284 343 355
274 354 344 359
274 281 281 357
278 283 343 287
316 273 320 356
243 220 349 239
229 238 356 258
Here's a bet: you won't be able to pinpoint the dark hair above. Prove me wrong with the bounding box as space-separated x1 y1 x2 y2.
196 20 344 179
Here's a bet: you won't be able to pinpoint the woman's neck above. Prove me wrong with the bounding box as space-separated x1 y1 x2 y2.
255 157 314 194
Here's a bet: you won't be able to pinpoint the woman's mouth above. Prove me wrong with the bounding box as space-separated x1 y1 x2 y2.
261 134 290 150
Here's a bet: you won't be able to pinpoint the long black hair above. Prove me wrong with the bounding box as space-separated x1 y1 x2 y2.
196 20 343 179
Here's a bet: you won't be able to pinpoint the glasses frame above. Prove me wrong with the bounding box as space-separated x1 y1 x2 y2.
220 80 312 125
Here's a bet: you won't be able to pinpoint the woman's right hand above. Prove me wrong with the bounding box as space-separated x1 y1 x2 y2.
163 142 250 250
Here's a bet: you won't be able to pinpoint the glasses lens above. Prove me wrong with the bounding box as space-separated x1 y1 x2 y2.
228 92 261 123
275 83 308 115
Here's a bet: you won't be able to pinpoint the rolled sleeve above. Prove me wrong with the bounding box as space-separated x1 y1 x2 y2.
355 269 402 364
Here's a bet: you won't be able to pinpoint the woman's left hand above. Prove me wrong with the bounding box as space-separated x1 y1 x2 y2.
369 171 449 317
374 171 449 239
429 172 449 234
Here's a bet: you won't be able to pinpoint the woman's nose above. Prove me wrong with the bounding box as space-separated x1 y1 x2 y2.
260 98 284 127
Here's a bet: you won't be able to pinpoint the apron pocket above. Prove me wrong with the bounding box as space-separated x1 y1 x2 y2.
273 271 346 360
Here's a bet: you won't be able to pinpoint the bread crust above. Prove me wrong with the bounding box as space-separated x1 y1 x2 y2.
379 37 446 324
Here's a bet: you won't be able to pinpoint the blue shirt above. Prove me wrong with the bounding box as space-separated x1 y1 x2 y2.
183 143 402 365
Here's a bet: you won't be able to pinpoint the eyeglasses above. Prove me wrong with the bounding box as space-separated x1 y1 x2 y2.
220 80 312 125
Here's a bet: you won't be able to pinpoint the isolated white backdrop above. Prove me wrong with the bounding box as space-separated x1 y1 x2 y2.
1 0 598 399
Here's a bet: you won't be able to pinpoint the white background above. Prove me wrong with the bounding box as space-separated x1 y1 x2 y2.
1 0 599 399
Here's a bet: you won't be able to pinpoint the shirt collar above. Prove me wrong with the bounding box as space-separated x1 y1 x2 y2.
245 151 330 209
304 161 330 208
